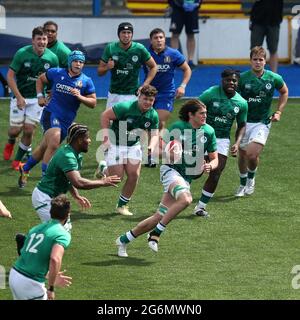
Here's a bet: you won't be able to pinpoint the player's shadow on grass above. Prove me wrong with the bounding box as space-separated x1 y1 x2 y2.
0 186 33 197
212 195 240 203
82 255 154 267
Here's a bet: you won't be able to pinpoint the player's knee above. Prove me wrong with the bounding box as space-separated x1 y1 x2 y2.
178 192 193 207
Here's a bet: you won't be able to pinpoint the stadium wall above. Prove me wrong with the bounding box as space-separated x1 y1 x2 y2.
0 17 297 64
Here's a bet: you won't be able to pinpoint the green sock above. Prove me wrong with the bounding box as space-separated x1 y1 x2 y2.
120 231 136 244
240 173 247 186
14 146 27 161
247 169 257 180
117 195 130 208
199 190 214 206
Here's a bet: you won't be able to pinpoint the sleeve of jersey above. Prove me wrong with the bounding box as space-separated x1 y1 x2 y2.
274 73 285 90
9 49 23 73
83 78 96 95
142 45 152 62
207 130 217 153
175 50 186 67
54 233 71 249
112 103 126 120
199 89 211 106
46 68 57 82
60 153 79 173
150 111 159 129
236 100 248 124
101 44 111 63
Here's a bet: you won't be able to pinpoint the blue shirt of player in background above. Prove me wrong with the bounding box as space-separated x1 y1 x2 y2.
144 46 185 112
41 68 95 140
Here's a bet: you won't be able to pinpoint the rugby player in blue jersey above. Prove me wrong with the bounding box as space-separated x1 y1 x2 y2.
18 50 96 187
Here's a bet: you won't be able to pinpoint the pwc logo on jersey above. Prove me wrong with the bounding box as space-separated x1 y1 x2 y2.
157 64 170 73
116 69 129 75
248 97 261 103
214 116 227 124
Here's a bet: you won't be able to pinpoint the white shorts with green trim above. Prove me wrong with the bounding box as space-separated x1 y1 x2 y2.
240 122 271 149
105 144 142 166
160 164 190 194
106 92 137 109
32 187 51 222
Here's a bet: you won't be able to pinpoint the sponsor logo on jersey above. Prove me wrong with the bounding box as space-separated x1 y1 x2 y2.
61 76 64 80
44 63 50 70
248 97 261 103
213 102 220 108
127 118 134 124
112 55 118 61
245 83 251 89
76 80 83 88
24 62 31 68
132 55 138 63
226 113 234 119
126 63 133 70
56 83 75 94
214 116 227 123
144 121 151 128
164 56 171 63
157 64 170 72
116 69 129 75
265 83 272 90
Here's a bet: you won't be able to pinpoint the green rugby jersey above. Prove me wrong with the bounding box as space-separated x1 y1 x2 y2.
238 70 284 123
164 120 217 183
199 85 248 139
110 100 159 146
37 144 82 197
101 41 151 94
14 219 71 283
48 40 71 68
9 45 59 98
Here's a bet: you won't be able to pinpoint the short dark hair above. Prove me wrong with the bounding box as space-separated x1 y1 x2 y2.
50 194 70 221
32 26 46 39
221 68 240 79
179 99 206 122
43 20 58 31
140 84 158 97
149 28 165 39
67 123 89 144
250 46 267 59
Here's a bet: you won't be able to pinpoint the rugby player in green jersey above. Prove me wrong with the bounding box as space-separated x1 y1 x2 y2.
97 22 157 109
98 85 159 216
31 124 120 231
236 46 288 197
9 194 72 300
194 69 248 217
116 100 218 257
3 26 59 170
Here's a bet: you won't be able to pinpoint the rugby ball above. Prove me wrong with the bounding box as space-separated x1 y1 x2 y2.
164 140 183 164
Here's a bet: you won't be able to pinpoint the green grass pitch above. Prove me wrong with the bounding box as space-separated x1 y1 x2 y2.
0 98 299 300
